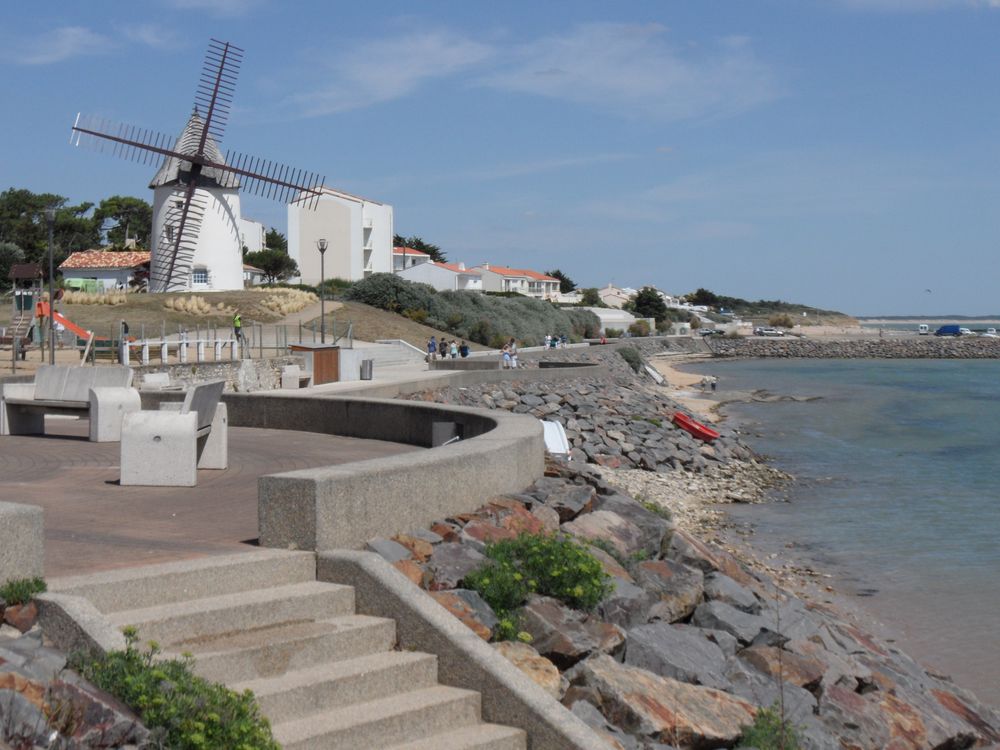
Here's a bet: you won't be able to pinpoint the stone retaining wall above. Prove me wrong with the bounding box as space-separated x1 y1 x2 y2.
133 356 300 392
708 336 1000 358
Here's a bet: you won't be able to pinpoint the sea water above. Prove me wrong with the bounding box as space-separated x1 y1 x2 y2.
690 359 1000 706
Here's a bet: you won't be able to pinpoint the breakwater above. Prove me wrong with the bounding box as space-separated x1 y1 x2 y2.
708 336 1000 358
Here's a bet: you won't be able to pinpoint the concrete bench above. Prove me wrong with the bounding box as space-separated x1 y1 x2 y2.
120 380 227 487
280 364 313 390
0 364 139 442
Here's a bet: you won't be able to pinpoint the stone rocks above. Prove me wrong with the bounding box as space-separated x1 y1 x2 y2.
633 559 704 623
391 533 434 562
520 596 625 669
366 537 412 563
493 642 562 699
2 602 38 634
738 645 825 692
536 483 595 522
704 572 760 614
625 623 729 689
426 543 486 591
561 511 644 560
597 578 652 629
692 600 767 645
568 654 756 748
429 590 496 640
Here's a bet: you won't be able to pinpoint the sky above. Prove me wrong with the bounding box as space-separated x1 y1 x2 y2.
2 0 999 316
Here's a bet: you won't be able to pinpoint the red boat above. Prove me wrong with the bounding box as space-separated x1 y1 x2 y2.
672 411 721 442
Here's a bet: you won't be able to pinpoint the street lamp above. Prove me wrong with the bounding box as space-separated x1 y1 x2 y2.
316 238 328 343
45 208 56 365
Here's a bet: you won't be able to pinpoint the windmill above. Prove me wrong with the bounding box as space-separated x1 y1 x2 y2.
71 39 324 292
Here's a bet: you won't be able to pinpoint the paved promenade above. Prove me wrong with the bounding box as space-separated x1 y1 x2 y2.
1 418 420 576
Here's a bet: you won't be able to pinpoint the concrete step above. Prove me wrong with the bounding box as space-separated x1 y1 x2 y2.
177 614 396 683
48 549 315 613
109 580 354 645
386 724 528 750
274 685 481 750
233 650 438 724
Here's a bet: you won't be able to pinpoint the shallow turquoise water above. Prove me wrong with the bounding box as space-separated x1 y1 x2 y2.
693 358 1000 705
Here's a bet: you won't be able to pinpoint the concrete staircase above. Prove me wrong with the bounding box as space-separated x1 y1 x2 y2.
49 550 525 750
358 340 429 368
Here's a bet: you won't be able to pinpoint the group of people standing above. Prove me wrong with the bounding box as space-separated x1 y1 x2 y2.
427 336 469 360
544 333 568 349
501 337 518 369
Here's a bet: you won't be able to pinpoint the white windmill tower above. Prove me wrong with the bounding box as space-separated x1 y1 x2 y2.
148 110 244 291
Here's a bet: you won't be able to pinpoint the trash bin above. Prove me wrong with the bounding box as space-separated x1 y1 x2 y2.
360 359 374 380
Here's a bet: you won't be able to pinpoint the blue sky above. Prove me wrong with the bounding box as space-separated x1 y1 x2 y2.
2 0 999 315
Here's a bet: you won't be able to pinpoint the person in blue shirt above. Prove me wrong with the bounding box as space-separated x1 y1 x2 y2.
427 336 437 360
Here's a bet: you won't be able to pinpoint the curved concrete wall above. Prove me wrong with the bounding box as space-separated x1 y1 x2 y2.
138 392 546 551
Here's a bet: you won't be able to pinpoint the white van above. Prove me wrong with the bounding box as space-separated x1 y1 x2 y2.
917 324 929 335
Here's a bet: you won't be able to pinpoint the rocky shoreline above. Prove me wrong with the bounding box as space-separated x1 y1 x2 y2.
707 336 1000 358
397 340 1000 748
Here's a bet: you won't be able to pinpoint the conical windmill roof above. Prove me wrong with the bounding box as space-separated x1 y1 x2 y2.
149 111 240 190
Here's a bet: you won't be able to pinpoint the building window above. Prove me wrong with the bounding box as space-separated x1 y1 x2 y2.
192 268 209 285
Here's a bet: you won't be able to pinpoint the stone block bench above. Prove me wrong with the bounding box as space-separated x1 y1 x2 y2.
120 380 227 487
280 364 313 390
0 364 139 442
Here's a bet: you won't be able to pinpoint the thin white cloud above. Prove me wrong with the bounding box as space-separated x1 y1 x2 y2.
4 26 108 65
166 0 264 17
121 23 183 50
481 23 781 122
290 30 493 116
833 0 999 9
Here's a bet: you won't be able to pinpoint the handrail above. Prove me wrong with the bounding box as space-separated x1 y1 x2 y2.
374 338 424 357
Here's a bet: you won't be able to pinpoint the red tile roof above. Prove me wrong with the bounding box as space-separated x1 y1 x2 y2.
59 251 151 271
479 265 558 282
434 262 480 275
393 246 430 257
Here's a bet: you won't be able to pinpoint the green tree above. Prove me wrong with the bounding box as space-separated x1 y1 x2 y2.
245 248 299 283
0 188 100 268
631 286 668 321
265 227 287 253
579 287 602 306
0 242 25 288
93 196 152 248
393 234 447 262
545 269 576 294
686 288 720 307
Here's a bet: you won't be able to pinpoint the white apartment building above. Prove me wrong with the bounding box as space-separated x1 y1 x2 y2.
392 246 431 271
239 217 266 255
288 187 393 284
397 261 483 292
473 264 560 300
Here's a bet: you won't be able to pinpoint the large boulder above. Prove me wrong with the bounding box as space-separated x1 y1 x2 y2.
562 510 645 560
597 578 653 629
569 700 641 750
593 492 674 557
426 543 486 591
493 642 563 700
520 595 625 669
535 482 596 522
724 657 819 727
692 600 767 645
738 645 826 693
568 654 756 748
704 572 760 614
666 528 756 586
625 623 729 689
633 559 705 623
430 591 495 640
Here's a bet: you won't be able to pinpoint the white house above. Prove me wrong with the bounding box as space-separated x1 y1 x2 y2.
239 217 266 254
598 284 633 309
288 186 393 285
149 112 244 292
579 306 637 335
473 264 560 300
397 261 482 292
393 246 431 271
243 263 266 286
59 250 151 291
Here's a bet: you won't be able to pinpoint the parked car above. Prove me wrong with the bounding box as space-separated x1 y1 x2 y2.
698 328 725 336
959 327 975 336
917 324 930 335
754 327 784 337
934 325 962 336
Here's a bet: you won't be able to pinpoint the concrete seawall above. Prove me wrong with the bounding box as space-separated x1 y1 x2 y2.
708 336 1000 358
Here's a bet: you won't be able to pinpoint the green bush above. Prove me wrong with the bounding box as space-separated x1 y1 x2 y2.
628 320 651 337
618 346 643 373
346 274 600 346
402 308 428 323
466 534 611 623
740 705 801 750
604 328 623 338
0 577 46 605
74 629 279 750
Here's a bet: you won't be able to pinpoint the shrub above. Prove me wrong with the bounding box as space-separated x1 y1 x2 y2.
0 577 46 606
768 313 795 329
739 705 801 750
466 534 611 622
604 328 623 338
618 346 642 373
402 308 428 324
628 320 651 337
74 628 279 750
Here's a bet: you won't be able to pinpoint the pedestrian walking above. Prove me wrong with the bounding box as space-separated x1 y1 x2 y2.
450 340 458 358
427 336 437 360
459 340 469 358
232 311 243 345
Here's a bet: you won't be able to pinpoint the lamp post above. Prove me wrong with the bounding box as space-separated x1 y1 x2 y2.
45 208 56 365
316 238 328 343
